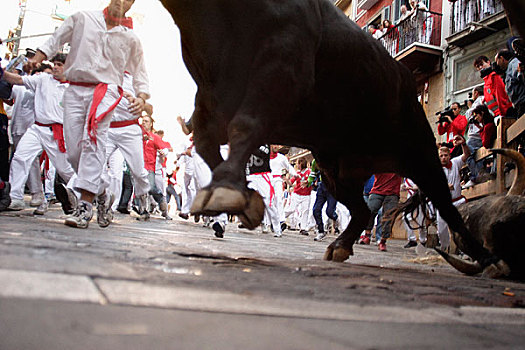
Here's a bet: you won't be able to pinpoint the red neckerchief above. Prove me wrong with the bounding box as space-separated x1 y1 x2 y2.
270 152 277 159
443 162 452 169
103 7 133 29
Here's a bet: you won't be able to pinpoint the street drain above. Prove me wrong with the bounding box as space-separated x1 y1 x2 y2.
172 251 275 266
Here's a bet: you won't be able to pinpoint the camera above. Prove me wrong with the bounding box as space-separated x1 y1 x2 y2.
435 107 455 124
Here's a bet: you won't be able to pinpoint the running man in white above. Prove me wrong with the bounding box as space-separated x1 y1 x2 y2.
104 72 152 220
2 54 76 215
246 144 283 238
25 0 149 229
269 145 296 230
436 135 470 250
6 70 42 209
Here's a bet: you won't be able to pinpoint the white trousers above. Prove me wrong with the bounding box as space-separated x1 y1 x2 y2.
436 198 465 249
9 124 74 200
271 176 285 222
155 168 166 197
247 173 281 234
63 84 119 195
106 147 124 211
105 124 150 199
404 206 428 243
291 192 311 231
181 173 196 214
12 133 42 195
44 161 56 196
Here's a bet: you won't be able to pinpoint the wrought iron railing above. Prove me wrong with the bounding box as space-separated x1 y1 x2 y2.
450 0 504 35
379 10 442 58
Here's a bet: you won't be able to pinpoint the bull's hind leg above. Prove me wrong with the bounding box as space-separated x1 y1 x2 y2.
324 182 370 262
407 152 510 277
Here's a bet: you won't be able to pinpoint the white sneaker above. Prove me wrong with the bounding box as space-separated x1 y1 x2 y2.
262 224 270 234
30 193 44 207
273 231 282 238
8 198 25 211
314 231 327 241
97 192 115 228
33 201 48 215
65 201 93 229
462 180 476 189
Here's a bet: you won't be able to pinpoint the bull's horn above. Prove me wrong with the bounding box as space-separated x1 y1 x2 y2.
435 248 483 275
490 148 525 196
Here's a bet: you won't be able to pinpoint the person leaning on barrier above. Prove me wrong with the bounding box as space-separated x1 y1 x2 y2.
496 49 525 118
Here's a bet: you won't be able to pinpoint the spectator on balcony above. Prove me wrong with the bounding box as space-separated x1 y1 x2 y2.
380 19 399 56
368 25 382 40
473 104 497 149
437 102 467 144
496 49 525 118
409 0 430 43
474 55 514 123
463 86 485 188
398 5 410 23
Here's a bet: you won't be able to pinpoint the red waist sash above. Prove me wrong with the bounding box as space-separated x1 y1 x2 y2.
35 121 66 153
69 81 124 144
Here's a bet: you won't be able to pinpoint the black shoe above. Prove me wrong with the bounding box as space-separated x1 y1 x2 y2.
238 223 246 229
300 229 309 236
194 214 200 223
280 222 287 231
117 207 130 214
0 182 11 211
55 183 75 215
213 222 225 238
178 212 189 220
404 240 417 248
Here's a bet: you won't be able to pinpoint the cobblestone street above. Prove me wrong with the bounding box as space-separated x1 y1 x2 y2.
1 204 524 349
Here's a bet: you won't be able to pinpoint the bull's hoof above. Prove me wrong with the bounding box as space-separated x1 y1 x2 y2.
323 241 353 262
237 190 265 230
482 260 511 279
191 187 247 216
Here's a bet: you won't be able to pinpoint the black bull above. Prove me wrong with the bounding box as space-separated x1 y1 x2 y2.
160 0 507 276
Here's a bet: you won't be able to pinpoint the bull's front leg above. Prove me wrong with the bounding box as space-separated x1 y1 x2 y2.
190 115 266 229
324 183 370 262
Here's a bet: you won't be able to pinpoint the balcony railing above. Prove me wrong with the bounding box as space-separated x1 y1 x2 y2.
450 0 504 35
379 10 442 58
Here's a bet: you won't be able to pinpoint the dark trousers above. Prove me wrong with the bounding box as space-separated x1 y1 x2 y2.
313 182 338 233
118 172 133 210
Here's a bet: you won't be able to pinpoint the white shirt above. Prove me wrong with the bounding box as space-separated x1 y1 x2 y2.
465 95 484 141
270 153 296 178
22 73 68 124
38 10 149 98
112 72 135 122
9 85 35 136
442 156 465 200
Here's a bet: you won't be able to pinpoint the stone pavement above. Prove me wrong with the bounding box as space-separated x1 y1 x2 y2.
0 204 524 349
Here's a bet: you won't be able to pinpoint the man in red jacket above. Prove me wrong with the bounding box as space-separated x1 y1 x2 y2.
359 173 402 251
437 102 467 143
474 56 514 121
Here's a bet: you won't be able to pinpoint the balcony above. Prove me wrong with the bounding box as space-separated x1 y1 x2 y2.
358 0 380 11
446 0 507 47
379 10 443 81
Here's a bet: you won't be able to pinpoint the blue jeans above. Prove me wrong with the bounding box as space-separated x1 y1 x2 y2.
147 171 165 204
313 182 338 232
466 137 483 181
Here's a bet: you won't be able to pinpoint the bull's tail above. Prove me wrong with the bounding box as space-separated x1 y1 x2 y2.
384 190 435 232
